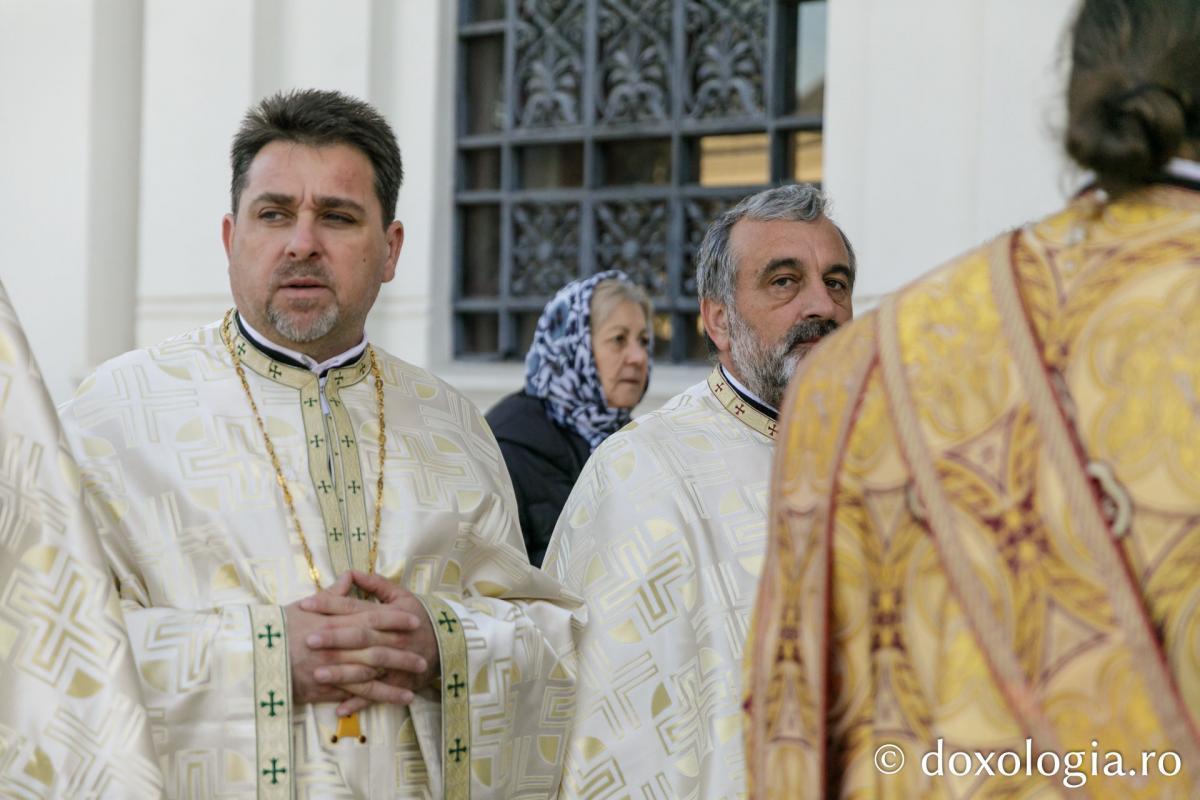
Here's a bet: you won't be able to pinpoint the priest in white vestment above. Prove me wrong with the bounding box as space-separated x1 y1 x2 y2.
58 90 582 799
544 185 855 799
0 279 163 798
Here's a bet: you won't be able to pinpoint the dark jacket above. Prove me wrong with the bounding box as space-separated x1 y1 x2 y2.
486 391 591 567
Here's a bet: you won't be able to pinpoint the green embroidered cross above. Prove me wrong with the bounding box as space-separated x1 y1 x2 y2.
329 527 343 542
236 342 246 356
260 690 285 717
341 435 354 448
317 480 333 494
351 527 367 542
262 757 287 785
447 673 465 698
268 364 282 379
438 612 458 634
348 480 361 495
329 397 341 407
334 374 345 385
448 737 467 763
310 434 323 449
257 624 281 649
303 397 318 408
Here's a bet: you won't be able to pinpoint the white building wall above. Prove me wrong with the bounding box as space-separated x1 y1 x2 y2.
2 0 1081 409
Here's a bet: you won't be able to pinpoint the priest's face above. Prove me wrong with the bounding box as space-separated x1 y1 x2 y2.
222 141 404 360
704 217 853 408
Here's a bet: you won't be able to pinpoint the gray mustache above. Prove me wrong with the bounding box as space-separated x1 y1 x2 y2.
782 318 839 351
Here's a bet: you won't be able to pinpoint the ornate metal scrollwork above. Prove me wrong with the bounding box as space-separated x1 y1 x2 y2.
515 0 585 127
597 0 672 124
512 203 581 295
596 200 670 294
684 0 766 119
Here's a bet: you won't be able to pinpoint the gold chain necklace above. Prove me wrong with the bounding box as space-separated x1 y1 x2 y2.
220 309 386 589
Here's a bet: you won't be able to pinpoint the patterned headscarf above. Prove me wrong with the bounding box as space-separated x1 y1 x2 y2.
524 270 652 451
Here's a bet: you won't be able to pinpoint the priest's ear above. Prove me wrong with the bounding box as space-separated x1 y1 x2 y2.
381 220 404 283
221 213 235 261
699 296 731 355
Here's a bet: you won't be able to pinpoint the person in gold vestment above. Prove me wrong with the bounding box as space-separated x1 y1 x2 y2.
745 1 1200 797
57 90 582 799
0 279 163 797
545 184 855 799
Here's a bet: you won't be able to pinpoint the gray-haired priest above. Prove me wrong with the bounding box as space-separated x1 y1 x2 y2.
544 184 856 799
57 89 582 799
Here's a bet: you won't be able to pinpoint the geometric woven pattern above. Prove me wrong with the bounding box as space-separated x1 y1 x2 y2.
0 279 162 798
57 320 584 798
546 371 774 799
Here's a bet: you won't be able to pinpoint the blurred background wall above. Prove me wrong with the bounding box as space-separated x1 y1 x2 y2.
0 0 1077 410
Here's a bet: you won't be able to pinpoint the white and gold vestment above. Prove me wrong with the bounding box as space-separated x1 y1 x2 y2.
544 368 776 800
58 316 583 799
0 281 162 798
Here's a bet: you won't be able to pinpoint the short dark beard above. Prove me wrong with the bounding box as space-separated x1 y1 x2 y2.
728 314 839 408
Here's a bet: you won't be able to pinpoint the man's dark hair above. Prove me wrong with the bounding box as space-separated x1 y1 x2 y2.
230 89 404 225
1065 0 1200 193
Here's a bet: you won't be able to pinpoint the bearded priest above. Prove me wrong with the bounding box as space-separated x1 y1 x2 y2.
57 89 581 799
543 184 855 799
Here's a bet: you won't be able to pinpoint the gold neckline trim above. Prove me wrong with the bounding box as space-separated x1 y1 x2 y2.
706 367 779 441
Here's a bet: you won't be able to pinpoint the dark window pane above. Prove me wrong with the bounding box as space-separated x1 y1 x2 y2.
514 311 541 359
511 203 580 296
464 148 501 190
468 0 505 23
600 138 670 185
651 312 674 362
695 133 769 187
788 130 823 183
784 0 827 115
684 312 709 361
462 205 501 297
519 144 584 188
459 313 499 354
465 36 505 134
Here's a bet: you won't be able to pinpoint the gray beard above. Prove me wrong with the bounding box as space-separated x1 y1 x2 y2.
265 260 340 343
727 312 838 408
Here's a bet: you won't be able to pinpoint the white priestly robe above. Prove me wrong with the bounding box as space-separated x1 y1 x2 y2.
57 316 583 799
544 367 776 800
0 280 163 797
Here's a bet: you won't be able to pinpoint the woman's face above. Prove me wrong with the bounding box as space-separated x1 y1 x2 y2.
591 300 650 409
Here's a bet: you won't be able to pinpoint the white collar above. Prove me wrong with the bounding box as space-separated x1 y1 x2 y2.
719 363 779 415
1166 158 1200 182
238 313 367 375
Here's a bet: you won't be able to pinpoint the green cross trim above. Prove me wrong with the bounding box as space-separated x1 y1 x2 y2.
303 397 318 408
329 527 343 542
351 527 367 542
348 480 361 495
437 612 458 634
341 435 355 448
309 434 323 449
447 673 466 698
260 690 285 717
268 364 282 379
262 757 287 785
257 624 281 649
236 341 246 356
317 480 333 494
448 737 468 763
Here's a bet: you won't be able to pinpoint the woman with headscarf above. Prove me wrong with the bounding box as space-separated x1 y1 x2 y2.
487 271 652 567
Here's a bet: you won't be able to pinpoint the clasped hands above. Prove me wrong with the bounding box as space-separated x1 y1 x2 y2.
285 570 439 717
